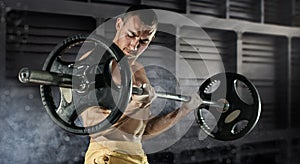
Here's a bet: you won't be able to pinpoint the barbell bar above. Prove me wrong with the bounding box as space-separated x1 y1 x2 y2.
17 34 261 140
19 67 229 110
133 86 229 110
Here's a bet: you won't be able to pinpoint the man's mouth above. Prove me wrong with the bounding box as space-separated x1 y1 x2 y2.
124 49 136 58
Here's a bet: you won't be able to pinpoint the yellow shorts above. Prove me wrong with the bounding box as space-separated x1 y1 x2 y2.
85 141 149 164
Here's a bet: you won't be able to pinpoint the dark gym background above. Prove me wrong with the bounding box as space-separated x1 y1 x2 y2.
1 0 300 163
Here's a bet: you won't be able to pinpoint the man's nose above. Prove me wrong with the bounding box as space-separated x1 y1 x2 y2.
129 38 139 51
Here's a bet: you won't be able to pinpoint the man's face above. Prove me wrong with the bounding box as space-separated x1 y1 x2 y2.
113 15 156 59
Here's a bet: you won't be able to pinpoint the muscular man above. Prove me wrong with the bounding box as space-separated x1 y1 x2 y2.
82 5 202 164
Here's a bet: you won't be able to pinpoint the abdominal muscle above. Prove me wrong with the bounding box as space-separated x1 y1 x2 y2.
82 99 151 143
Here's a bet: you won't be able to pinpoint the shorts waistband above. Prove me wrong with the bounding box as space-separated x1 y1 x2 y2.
88 140 145 155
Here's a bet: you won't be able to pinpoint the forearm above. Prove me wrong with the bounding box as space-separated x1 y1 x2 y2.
142 105 191 140
142 93 202 140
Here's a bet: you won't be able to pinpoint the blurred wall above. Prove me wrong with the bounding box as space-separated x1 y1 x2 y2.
1 0 300 163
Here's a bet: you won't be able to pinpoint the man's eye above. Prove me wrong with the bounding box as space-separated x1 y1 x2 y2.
127 34 134 38
140 40 149 45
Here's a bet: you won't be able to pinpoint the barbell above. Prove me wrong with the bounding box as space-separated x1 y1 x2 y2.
18 34 261 141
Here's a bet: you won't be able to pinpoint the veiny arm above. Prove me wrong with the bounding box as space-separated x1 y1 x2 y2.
142 94 202 140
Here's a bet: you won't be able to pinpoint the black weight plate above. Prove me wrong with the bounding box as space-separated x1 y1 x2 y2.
40 34 132 135
195 72 261 141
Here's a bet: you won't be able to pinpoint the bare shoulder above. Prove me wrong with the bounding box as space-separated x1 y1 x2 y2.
132 61 146 74
131 61 149 84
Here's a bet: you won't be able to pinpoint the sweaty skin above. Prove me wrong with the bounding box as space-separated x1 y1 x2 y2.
80 15 201 144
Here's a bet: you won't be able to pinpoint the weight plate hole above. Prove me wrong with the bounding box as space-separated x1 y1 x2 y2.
204 80 221 94
231 120 249 134
64 40 97 62
49 86 61 110
197 108 217 132
109 59 122 87
60 88 72 103
234 80 254 105
224 109 240 123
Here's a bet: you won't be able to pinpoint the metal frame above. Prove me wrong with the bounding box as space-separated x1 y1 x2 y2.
0 1 6 85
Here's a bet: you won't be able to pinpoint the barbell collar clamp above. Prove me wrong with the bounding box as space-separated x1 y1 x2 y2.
18 67 79 89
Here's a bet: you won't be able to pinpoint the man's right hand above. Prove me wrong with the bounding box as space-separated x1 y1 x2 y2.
182 93 203 112
131 83 157 108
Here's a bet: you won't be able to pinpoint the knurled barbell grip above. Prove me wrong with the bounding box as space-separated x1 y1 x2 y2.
131 87 190 102
132 87 225 108
156 92 191 102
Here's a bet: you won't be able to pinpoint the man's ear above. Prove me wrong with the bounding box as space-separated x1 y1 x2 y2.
115 17 123 31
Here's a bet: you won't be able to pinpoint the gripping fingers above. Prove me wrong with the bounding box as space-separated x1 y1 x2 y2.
132 83 156 105
183 93 203 110
142 83 157 100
